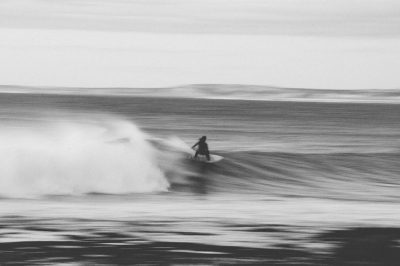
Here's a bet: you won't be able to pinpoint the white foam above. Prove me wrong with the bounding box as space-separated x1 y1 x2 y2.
0 116 169 198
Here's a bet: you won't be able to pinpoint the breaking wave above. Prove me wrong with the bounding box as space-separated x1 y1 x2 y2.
1 111 399 203
0 115 170 198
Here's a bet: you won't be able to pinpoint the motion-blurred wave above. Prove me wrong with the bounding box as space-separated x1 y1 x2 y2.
209 151 400 201
0 116 169 198
2 84 400 103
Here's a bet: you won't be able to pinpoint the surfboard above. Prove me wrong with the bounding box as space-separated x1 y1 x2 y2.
188 154 223 164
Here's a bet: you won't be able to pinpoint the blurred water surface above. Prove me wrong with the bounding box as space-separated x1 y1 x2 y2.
0 93 400 265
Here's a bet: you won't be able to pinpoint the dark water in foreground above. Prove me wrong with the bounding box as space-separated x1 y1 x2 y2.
0 94 400 265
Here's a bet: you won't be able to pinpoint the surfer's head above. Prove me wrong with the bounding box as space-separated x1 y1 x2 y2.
199 136 207 141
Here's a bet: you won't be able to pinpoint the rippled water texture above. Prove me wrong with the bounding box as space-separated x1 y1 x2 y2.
0 94 399 265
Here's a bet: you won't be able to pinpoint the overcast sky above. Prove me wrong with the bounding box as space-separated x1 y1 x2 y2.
0 0 399 89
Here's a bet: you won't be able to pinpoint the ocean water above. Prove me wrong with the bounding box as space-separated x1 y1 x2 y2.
0 93 400 265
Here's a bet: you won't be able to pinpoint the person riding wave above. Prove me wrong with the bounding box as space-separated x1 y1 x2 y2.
192 136 210 161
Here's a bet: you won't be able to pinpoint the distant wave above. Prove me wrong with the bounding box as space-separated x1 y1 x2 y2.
1 84 400 103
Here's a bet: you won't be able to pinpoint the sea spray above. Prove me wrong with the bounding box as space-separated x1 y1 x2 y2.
0 116 169 198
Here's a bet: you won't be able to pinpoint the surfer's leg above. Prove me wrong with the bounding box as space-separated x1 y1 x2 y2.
206 153 210 161
194 151 199 158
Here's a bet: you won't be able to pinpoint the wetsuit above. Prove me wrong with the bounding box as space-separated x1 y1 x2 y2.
193 141 210 161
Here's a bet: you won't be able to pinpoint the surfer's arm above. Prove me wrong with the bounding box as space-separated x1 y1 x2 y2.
191 142 199 149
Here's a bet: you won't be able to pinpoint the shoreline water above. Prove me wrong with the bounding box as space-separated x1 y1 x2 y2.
1 197 400 265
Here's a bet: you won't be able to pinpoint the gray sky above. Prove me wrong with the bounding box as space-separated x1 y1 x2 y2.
1 0 400 89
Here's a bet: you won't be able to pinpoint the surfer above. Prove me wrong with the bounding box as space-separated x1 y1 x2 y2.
192 136 210 161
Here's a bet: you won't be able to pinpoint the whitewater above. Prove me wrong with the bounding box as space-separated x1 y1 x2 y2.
0 117 172 198
0 92 400 265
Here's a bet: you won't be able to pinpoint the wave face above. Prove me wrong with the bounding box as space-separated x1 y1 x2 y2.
208 151 400 202
0 116 169 198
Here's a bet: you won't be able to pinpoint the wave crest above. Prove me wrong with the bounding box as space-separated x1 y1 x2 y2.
0 116 169 198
